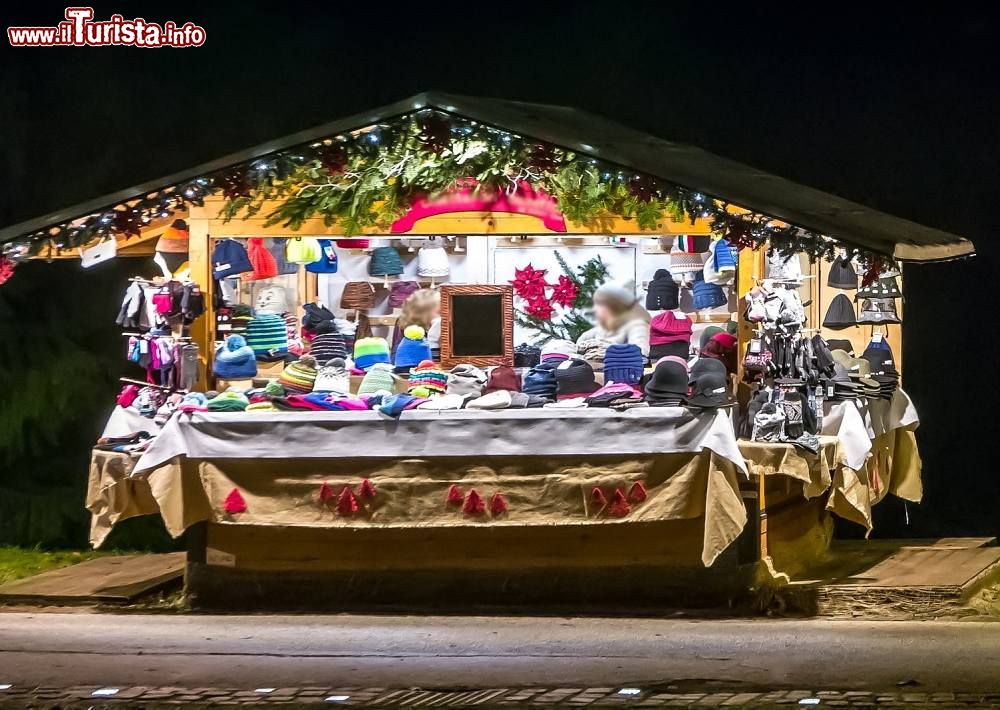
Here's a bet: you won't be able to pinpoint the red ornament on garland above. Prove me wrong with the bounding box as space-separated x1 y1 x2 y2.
315 143 348 175
318 482 336 504
609 488 631 517
446 484 464 505
591 487 608 511
463 489 485 516
358 478 377 500
0 256 16 287
628 481 648 504
337 486 359 516
223 488 247 514
489 492 509 517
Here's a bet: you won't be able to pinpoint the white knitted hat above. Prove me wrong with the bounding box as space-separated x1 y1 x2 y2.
416 239 450 277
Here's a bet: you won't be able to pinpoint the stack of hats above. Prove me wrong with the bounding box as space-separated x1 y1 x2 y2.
823 293 857 329
416 238 450 278
703 239 737 285
645 269 679 311
483 366 521 394
523 361 559 400
700 331 738 374
669 236 710 286
830 349 881 398
687 358 730 409
369 245 404 277
244 313 290 362
584 382 642 408
279 355 318 394
309 331 349 364
394 325 432 372
358 362 396 395
514 343 541 369
602 343 645 385
649 311 692 360
824 361 864 401
313 358 351 396
644 357 689 406
354 337 391 371
540 339 576 363
861 344 899 399
554 359 599 401
213 335 257 380
827 256 858 290
408 360 448 396
857 275 902 326
691 272 728 310
447 364 487 399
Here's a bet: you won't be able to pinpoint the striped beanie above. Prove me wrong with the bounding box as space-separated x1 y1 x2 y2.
353 337 391 371
309 332 348 364
358 362 396 395
245 313 289 361
408 360 448 395
278 355 318 394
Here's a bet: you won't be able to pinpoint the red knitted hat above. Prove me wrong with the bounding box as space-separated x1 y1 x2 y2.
649 311 693 345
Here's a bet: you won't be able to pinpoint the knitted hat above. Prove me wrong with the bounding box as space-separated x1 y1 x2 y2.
267 238 299 275
245 313 289 361
245 237 278 280
687 357 730 409
554 358 598 400
645 269 679 310
466 390 513 410
483 365 521 394
255 285 290 315
644 358 689 404
827 256 858 290
826 338 854 355
523 361 559 400
416 238 450 277
285 237 323 264
823 294 857 330
691 272 728 310
861 345 898 378
602 343 644 385
341 282 377 310
395 325 432 371
354 337 391 370
279 355 318 394
301 302 337 334
211 239 253 279
447 364 487 398
699 325 725 350
513 343 541 369
358 362 396 395
388 280 421 309
410 360 448 395
369 246 404 276
650 311 693 345
767 252 803 283
179 391 208 413
264 380 285 397
207 390 250 412
858 298 901 325
304 239 339 274
648 340 690 361
856 276 902 300
335 238 371 249
156 219 190 254
313 358 351 395
701 332 738 374
309 332 348 364
213 334 257 380
540 339 576 363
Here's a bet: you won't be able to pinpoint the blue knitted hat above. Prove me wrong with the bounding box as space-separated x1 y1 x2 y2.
368 246 404 276
213 334 258 379
691 272 728 310
602 343 645 385
522 360 559 400
394 325 432 371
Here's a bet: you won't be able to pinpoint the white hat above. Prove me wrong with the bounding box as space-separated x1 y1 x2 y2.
417 238 450 278
767 252 803 284
312 358 351 396
255 285 289 315
540 339 576 362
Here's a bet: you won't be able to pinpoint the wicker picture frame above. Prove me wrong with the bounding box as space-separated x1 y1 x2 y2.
439 284 514 369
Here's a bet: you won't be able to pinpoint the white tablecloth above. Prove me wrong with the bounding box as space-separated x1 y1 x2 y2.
822 389 919 470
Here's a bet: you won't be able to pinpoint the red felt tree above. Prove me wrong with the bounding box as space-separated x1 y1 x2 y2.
358 478 377 500
590 487 608 511
446 484 464 505
609 488 631 517
223 488 247 514
317 482 335 504
489 492 509 517
628 481 648 504
337 486 359 516
463 489 485 515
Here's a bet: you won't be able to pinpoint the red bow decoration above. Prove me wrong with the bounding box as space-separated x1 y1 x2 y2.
223 488 247 515
463 489 485 515
446 484 464 505
591 487 608 511
337 486 359 516
609 488 631 517
628 481 648 504
317 482 336 503
490 492 509 517
358 478 377 500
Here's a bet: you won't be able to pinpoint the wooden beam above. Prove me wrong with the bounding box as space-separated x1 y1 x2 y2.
186 206 213 391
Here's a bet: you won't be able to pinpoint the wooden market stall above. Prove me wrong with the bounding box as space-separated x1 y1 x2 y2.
2 92 973 609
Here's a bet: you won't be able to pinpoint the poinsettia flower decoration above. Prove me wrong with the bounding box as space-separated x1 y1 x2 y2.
524 294 555 321
549 274 577 308
510 264 549 300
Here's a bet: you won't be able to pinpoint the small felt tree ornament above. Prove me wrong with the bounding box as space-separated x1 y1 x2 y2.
337 486 359 516
463 489 485 515
223 488 247 514
609 488 631 517
446 484 464 505
489 492 509 517
317 482 335 504
358 478 377 500
628 481 648 504
590 486 608 512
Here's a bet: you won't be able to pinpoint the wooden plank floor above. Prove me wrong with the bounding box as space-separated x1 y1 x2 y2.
0 552 184 605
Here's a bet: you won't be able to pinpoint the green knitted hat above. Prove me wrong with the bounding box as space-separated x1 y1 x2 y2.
358 362 396 395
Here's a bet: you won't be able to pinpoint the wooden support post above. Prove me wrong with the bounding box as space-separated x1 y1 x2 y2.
758 469 769 560
186 206 213 391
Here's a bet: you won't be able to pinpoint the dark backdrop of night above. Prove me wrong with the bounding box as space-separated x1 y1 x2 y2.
1 2 997 546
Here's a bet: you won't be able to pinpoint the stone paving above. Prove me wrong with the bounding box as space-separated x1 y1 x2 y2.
0 685 999 707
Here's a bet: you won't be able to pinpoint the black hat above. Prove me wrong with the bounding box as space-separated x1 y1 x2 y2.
554 358 599 400
514 343 541 369
825 338 855 355
861 346 899 378
644 358 689 404
645 269 680 311
856 276 901 300
822 294 857 330
649 339 690 361
827 257 858 290
858 298 901 325
687 358 730 409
